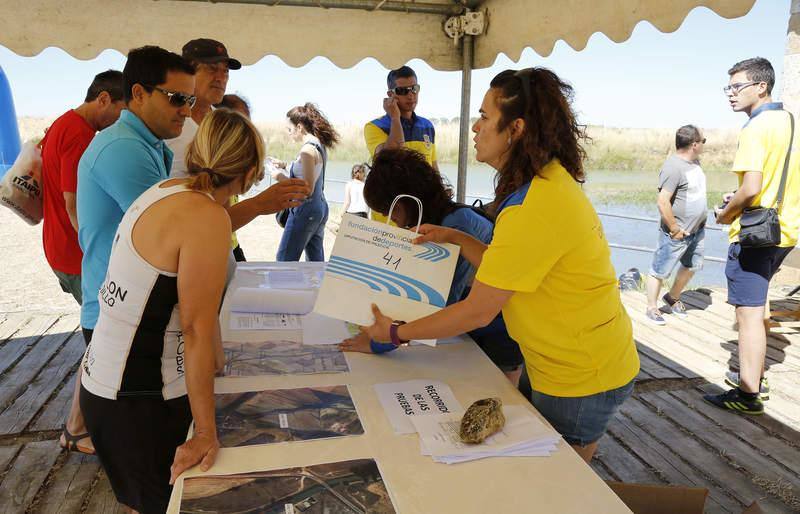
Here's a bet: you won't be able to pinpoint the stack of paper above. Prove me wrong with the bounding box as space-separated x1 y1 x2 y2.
410 405 561 464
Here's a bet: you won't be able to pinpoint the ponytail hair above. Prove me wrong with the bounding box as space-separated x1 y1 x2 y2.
185 108 265 194
286 102 340 149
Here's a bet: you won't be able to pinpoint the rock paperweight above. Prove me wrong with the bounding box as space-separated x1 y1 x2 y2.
459 397 505 444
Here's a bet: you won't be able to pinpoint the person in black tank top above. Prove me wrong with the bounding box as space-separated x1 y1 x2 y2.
80 109 266 513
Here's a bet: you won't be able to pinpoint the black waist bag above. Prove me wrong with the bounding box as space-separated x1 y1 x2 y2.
739 207 781 248
738 111 794 248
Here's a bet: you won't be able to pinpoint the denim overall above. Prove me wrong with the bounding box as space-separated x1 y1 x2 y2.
276 141 328 261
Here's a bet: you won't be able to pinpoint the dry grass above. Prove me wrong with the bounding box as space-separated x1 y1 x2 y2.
17 117 739 172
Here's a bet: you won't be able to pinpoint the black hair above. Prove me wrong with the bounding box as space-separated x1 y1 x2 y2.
217 94 251 118
363 148 454 226
85 70 124 103
387 66 417 90
728 57 775 94
122 45 195 103
675 125 702 150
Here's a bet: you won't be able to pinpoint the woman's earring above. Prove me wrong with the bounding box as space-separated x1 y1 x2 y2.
507 137 512 146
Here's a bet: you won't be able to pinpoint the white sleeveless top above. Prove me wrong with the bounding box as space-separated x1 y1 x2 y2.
289 135 324 186
81 181 212 401
346 180 368 213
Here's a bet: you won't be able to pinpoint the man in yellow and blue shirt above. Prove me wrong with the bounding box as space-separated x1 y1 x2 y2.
364 65 437 222
706 57 800 415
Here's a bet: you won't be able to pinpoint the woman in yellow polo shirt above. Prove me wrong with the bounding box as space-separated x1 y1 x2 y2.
361 68 639 462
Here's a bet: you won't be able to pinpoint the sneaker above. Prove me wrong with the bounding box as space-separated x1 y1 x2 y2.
646 308 666 326
663 293 688 319
724 372 770 400
703 388 764 415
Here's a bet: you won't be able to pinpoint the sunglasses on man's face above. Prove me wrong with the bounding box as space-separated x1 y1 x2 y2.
392 84 421 96
150 86 197 108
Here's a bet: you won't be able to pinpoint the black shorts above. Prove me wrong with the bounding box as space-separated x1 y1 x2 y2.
468 314 524 372
80 387 192 514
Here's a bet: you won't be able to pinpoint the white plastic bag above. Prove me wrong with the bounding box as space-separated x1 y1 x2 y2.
0 141 43 225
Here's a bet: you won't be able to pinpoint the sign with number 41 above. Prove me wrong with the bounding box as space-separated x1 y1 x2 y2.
314 196 459 335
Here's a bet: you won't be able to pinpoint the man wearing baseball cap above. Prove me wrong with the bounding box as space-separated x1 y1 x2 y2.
167 38 310 261
167 38 241 177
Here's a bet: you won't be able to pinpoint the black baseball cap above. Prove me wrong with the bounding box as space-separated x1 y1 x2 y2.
181 38 242 70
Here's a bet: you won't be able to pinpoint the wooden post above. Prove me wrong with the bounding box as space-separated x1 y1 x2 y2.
783 0 800 115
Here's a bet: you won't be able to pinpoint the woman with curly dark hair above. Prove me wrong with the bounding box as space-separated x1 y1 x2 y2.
272 103 340 261
338 148 524 383
359 68 639 462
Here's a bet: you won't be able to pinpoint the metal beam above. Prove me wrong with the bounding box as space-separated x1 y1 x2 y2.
173 0 465 16
456 34 473 203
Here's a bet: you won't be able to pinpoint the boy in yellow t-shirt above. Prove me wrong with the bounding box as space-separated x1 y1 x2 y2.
706 57 799 415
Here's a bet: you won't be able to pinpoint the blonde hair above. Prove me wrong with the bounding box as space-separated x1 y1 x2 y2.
185 108 265 193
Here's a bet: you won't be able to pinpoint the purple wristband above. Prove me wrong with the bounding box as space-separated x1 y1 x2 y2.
390 321 407 346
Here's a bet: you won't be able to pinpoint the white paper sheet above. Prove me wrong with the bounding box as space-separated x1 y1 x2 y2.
410 405 561 464
230 287 317 315
230 312 303 331
374 379 463 434
301 312 352 345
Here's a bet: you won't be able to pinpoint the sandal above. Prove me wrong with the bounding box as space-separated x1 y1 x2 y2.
60 424 95 455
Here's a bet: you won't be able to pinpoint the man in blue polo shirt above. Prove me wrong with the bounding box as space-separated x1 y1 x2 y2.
364 65 438 223
59 46 196 456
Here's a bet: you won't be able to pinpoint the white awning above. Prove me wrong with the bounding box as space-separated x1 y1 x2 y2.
0 0 756 71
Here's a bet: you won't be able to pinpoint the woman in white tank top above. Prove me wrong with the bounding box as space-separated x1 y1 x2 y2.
79 109 265 513
343 163 369 218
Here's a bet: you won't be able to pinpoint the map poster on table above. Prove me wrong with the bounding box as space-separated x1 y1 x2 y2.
222 340 349 377
215 385 364 448
180 458 397 513
314 213 458 330
374 379 463 434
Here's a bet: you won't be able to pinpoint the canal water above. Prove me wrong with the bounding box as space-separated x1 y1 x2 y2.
250 161 731 287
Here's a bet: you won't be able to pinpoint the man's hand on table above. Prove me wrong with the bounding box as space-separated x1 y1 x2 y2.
254 179 310 214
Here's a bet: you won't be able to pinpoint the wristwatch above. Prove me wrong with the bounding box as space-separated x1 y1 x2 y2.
389 321 409 346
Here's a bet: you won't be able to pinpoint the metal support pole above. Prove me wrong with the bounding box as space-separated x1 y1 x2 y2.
176 0 464 16
456 34 473 204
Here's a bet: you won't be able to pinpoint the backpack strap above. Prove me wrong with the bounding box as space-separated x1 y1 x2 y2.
776 111 795 211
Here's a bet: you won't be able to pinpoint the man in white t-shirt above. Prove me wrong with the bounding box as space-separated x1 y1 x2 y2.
167 39 240 176
167 39 311 244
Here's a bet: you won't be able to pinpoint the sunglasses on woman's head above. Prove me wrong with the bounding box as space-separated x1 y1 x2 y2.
392 84 421 96
150 86 197 108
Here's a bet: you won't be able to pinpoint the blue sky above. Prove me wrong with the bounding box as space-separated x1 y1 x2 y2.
0 0 789 128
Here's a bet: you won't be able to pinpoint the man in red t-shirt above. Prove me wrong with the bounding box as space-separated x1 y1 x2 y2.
42 70 125 304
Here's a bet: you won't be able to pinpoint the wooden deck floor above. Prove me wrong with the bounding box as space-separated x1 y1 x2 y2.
0 288 798 512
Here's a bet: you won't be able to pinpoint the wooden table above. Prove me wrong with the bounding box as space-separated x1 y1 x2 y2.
167 262 631 513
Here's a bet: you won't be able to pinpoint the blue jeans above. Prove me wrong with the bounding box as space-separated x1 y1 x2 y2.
649 227 705 279
277 200 328 262
530 379 635 446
